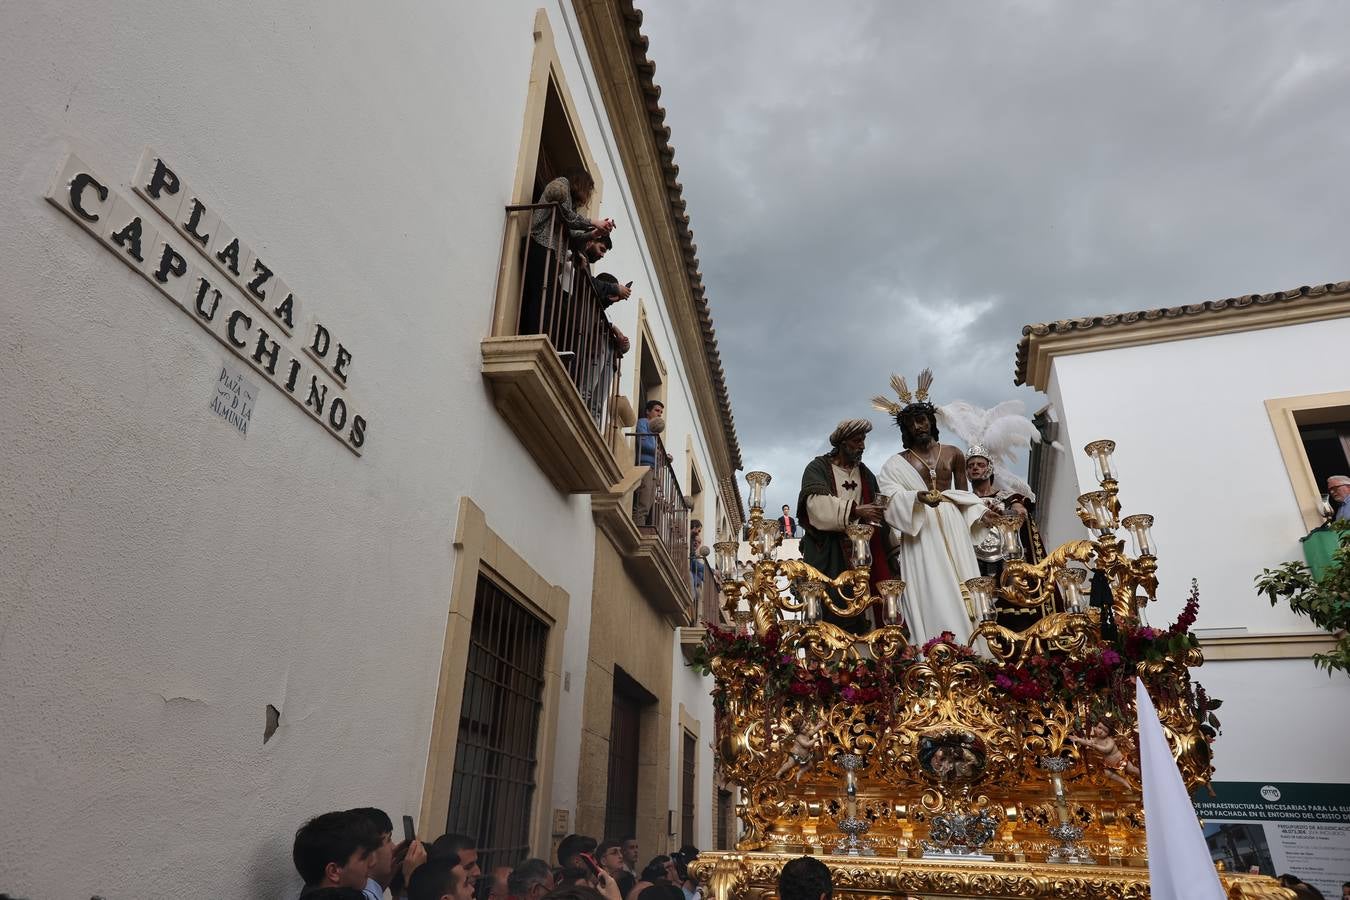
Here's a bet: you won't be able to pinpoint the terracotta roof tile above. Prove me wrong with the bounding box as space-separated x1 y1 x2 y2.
1013 280 1350 386
622 1 743 474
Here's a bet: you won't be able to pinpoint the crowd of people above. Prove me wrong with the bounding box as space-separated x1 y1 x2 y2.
287 808 711 900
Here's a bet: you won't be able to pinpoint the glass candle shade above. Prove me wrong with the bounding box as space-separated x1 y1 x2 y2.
1038 756 1075 825
964 576 996 621
1084 439 1117 483
997 513 1025 560
745 471 772 512
755 518 782 553
714 540 739 580
796 579 825 623
1077 491 1117 533
1055 568 1087 612
876 579 906 625
732 592 753 633
1121 514 1156 558
846 523 874 569
1052 773 1070 825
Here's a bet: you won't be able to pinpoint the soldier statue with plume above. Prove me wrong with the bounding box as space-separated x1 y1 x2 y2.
938 398 1051 627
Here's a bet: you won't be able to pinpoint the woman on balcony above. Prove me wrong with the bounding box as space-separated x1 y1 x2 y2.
521 168 614 336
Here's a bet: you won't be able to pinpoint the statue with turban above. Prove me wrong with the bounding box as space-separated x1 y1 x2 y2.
796 419 894 633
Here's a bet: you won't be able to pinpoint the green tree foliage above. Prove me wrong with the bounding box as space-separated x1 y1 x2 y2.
1254 521 1350 675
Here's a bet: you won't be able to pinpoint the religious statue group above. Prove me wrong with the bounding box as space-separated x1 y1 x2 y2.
796 369 1047 644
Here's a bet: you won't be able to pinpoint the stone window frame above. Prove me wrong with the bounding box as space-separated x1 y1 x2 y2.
1265 389 1350 532
419 498 569 854
492 8 606 338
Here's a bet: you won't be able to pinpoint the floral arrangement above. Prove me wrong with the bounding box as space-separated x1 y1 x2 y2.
687 581 1221 748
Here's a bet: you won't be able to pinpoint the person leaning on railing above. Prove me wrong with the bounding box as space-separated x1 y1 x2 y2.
566 229 631 421
521 167 615 335
593 273 632 354
1329 475 1350 522
633 401 671 527
689 519 706 596
586 234 631 346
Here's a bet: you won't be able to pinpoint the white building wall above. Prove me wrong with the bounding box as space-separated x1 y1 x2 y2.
1041 317 1350 783
550 3 729 850
670 642 717 852
0 2 729 898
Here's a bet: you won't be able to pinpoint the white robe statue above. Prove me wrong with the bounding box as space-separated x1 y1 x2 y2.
877 453 988 645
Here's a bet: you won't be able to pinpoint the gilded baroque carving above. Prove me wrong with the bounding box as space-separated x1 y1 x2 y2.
687 451 1268 897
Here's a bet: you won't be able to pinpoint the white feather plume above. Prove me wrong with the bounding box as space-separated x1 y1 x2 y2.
936 398 1040 467
993 471 1036 501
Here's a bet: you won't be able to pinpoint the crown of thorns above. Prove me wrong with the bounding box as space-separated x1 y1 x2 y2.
871 368 937 419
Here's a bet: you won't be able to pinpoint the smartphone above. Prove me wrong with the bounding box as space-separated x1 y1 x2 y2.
625 281 633 288
402 815 416 843
578 851 601 877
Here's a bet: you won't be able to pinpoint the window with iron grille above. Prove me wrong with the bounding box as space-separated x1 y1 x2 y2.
680 730 696 847
446 574 549 873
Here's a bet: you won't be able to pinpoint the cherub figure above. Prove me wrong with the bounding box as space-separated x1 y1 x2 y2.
774 718 827 783
1069 722 1140 786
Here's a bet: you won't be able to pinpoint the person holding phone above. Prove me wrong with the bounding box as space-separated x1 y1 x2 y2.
384 815 427 899
578 853 624 900
522 168 614 336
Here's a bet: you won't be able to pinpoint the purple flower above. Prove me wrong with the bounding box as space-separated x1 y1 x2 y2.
995 673 1013 689
1101 649 1122 666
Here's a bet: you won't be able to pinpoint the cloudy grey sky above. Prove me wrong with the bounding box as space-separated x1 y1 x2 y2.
639 0 1350 504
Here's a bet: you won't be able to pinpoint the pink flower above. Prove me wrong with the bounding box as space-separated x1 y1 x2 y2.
1101 648 1122 666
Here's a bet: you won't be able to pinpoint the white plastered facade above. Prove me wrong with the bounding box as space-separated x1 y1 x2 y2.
1034 315 1350 785
0 2 729 897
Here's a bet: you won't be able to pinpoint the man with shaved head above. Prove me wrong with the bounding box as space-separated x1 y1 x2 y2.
796 418 893 633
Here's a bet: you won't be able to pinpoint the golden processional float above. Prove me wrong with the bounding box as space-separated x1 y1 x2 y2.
688 441 1290 900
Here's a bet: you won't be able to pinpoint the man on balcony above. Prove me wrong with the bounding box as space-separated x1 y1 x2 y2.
634 400 669 526
690 519 706 598
1329 475 1350 522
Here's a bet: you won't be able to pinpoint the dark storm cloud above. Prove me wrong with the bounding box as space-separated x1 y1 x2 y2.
638 0 1350 504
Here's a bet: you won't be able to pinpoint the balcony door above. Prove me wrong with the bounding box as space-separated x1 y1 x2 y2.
605 667 655 842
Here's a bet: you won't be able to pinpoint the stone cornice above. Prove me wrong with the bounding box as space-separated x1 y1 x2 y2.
1198 630 1341 662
